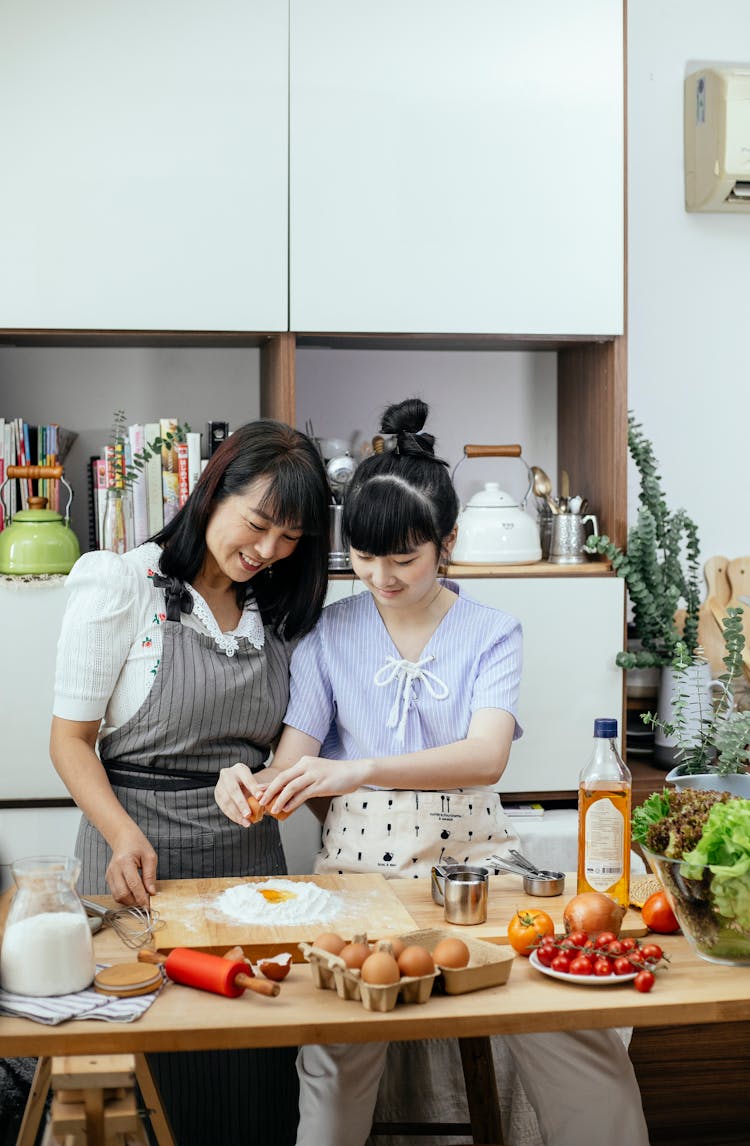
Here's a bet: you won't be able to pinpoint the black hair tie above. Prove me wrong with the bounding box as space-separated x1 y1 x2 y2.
152 573 194 622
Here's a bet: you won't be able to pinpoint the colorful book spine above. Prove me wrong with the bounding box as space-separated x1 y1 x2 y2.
128 423 149 546
160 418 179 525
186 431 202 494
95 458 108 548
176 441 190 507
144 422 164 535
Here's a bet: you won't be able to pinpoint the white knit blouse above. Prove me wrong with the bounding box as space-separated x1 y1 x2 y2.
53 542 265 736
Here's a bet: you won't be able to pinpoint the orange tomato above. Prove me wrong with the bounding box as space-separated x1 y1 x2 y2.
641 891 679 934
507 908 555 956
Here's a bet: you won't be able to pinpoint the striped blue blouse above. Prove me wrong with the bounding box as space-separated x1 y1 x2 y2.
284 581 523 764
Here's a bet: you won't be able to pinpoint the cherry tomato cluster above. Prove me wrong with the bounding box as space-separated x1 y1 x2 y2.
532 930 669 992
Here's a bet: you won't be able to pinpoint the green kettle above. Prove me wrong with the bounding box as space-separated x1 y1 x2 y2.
0 465 81 575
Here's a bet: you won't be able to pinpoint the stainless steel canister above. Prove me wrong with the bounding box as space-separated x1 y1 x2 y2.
443 868 489 925
328 504 351 570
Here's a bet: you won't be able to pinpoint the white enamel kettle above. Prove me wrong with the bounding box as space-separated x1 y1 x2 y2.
451 445 542 565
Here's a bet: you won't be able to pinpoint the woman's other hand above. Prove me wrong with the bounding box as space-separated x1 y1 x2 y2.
215 762 273 826
260 757 371 816
105 825 158 907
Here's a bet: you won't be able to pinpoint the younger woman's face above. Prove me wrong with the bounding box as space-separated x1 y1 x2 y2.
203 477 303 584
350 540 443 610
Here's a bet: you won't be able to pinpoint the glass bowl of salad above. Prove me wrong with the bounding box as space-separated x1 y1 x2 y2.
634 788 750 967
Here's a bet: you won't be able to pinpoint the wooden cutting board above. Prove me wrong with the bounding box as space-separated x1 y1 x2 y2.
152 874 419 960
393 875 648 942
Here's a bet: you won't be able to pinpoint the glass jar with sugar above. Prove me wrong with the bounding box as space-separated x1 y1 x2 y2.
1 855 95 996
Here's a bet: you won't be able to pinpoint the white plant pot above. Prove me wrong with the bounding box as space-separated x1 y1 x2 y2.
664 766 750 799
653 662 718 762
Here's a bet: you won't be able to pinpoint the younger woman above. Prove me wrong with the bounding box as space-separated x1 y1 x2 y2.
215 399 649 1146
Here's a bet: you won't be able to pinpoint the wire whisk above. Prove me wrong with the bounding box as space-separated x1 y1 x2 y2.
81 897 165 950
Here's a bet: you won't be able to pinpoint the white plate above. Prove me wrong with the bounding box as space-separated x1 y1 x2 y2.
529 949 638 985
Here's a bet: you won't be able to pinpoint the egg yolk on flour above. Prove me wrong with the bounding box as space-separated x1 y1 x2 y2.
258 888 297 904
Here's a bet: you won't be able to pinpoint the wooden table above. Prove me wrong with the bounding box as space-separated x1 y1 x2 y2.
2 877 750 1143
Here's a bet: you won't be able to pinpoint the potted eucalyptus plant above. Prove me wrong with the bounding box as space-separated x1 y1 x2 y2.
586 413 701 669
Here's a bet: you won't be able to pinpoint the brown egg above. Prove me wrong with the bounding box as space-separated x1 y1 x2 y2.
361 951 400 985
373 936 406 960
397 945 436 978
432 937 470 969
313 932 346 956
339 940 371 970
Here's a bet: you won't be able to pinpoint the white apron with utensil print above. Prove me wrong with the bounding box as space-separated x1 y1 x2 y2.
313 787 520 878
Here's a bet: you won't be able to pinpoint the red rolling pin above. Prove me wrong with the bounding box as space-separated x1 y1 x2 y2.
138 948 280 997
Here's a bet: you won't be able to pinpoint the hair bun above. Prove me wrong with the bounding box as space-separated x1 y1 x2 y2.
380 398 436 456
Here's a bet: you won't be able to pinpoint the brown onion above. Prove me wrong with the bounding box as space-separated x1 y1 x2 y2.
562 892 626 938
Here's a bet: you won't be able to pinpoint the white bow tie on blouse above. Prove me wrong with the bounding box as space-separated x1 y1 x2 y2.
373 654 450 743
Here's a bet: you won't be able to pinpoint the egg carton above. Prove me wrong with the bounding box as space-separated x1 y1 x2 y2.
398 929 515 995
298 941 438 1012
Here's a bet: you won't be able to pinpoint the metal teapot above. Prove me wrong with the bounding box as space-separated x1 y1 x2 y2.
451 445 542 565
0 465 80 575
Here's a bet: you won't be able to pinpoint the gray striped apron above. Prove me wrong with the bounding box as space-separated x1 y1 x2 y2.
75 613 300 1146
76 619 290 889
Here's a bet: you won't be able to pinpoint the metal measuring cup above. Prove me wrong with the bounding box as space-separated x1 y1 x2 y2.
443 868 489 925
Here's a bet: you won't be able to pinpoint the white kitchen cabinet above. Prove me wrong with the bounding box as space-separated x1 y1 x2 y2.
290 0 624 335
326 575 625 793
0 0 288 331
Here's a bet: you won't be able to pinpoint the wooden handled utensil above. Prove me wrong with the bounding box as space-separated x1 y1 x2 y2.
138 948 280 998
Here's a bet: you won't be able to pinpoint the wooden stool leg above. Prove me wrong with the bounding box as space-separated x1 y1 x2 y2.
458 1036 505 1146
133 1055 176 1146
17 1056 52 1146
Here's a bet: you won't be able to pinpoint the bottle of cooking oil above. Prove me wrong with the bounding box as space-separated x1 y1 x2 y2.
577 717 631 908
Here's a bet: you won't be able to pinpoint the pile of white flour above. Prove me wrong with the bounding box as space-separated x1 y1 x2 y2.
212 879 342 925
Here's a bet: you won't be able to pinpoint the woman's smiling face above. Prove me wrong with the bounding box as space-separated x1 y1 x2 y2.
203 477 303 584
350 541 442 609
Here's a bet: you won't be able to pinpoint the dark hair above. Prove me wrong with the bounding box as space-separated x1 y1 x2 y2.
342 398 458 557
152 420 330 639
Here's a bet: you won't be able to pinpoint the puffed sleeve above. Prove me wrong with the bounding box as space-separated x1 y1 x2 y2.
53 551 140 721
470 615 524 739
283 625 336 742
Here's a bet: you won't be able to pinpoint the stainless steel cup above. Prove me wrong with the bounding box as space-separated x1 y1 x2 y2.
547 512 599 565
443 868 488 925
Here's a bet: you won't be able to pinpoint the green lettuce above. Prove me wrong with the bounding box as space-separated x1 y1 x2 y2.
681 799 750 931
632 789 672 845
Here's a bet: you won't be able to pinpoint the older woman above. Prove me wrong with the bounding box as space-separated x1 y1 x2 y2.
50 419 330 1146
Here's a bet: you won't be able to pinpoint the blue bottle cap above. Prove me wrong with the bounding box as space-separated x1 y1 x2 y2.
594 718 618 738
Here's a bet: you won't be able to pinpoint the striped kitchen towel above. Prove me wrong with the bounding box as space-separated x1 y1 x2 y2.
0 966 164 1025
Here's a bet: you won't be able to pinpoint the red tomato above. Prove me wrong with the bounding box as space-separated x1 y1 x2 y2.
551 952 573 973
594 931 618 950
536 944 557 967
628 948 646 966
593 956 614 976
568 955 594 976
507 909 556 956
606 940 625 957
566 930 590 949
640 943 664 964
620 937 637 952
613 956 634 976
641 891 679 934
634 969 656 993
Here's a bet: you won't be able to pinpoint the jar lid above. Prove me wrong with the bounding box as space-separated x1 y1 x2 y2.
594 718 618 738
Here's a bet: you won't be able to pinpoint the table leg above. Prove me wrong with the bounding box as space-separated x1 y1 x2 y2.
134 1054 176 1146
16 1056 52 1146
458 1036 505 1145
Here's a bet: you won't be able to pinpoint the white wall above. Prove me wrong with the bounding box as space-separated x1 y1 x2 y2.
628 1 750 563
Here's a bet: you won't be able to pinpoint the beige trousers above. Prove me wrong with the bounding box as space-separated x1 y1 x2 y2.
295 1029 650 1146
